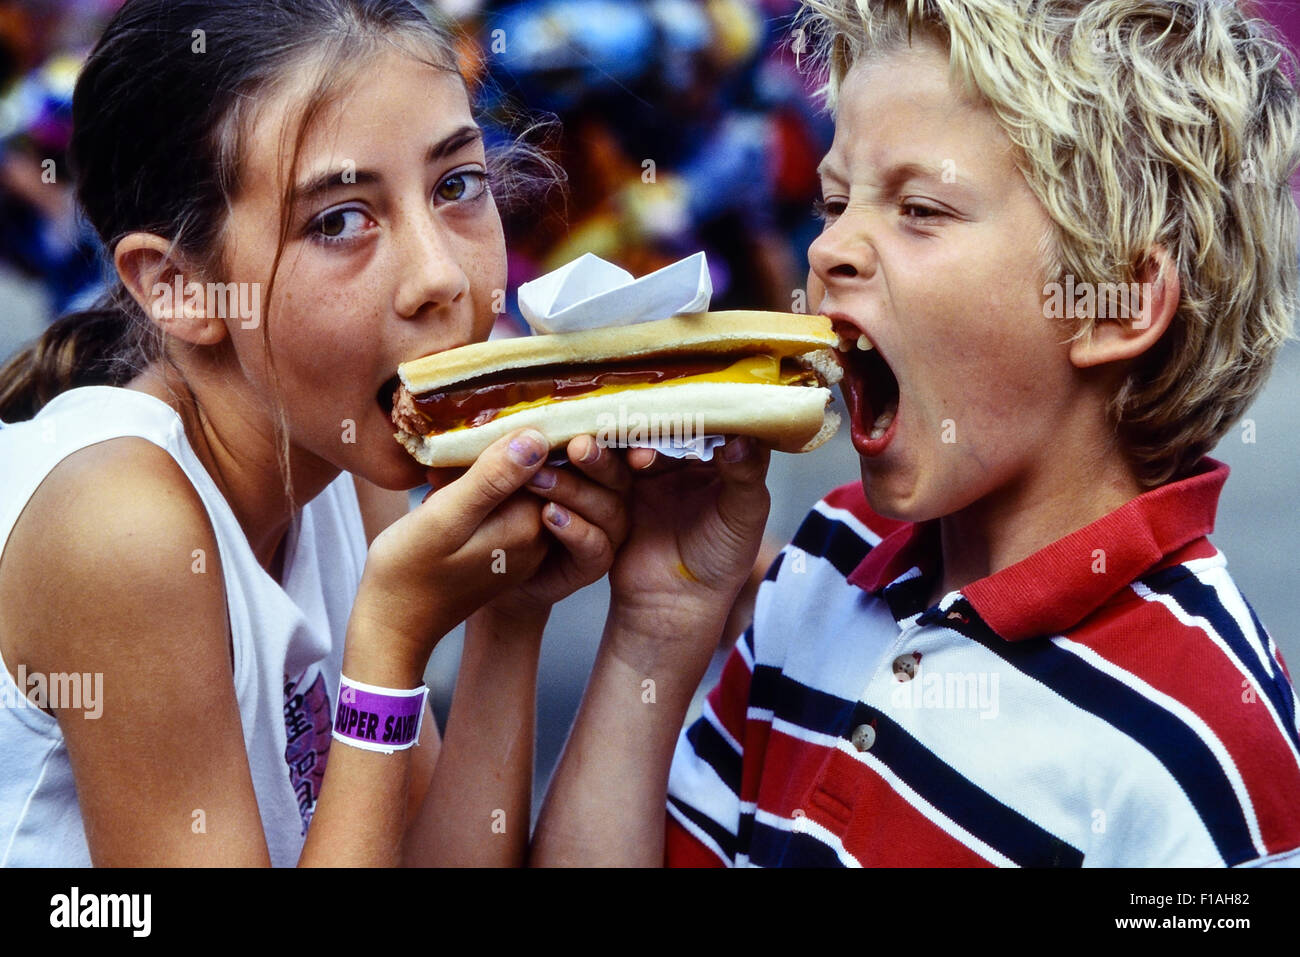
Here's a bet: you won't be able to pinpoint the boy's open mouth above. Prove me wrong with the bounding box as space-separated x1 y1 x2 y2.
832 326 900 455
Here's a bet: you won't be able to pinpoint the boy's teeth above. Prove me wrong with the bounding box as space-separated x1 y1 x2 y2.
834 330 874 352
868 408 895 441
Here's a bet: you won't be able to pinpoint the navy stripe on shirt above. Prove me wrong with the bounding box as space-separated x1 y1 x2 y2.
881 572 932 622
685 713 742 795
668 794 737 863
1246 602 1299 735
789 510 875 579
749 820 851 867
739 624 755 658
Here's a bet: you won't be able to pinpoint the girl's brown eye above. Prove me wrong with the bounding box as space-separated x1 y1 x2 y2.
319 211 346 237
438 175 467 201
434 169 487 205
308 207 370 244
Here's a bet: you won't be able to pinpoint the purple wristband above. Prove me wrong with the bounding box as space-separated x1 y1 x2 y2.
331 675 429 754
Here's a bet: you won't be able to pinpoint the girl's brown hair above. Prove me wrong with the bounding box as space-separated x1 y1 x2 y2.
0 0 558 500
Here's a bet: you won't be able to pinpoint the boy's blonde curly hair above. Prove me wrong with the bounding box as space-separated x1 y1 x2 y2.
797 0 1300 486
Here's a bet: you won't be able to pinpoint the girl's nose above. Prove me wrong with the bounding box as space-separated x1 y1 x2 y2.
394 215 471 319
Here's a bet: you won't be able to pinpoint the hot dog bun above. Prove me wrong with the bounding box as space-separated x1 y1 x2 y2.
391 311 842 467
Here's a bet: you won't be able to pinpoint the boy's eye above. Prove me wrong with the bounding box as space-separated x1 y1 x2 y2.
813 197 847 224
435 169 488 205
310 207 372 244
901 201 945 220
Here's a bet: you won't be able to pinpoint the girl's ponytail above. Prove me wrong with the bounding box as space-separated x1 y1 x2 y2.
0 282 155 422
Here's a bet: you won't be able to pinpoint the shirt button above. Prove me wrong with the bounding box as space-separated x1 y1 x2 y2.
850 724 876 752
893 654 918 681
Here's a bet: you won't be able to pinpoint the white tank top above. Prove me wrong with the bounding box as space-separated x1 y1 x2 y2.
0 386 368 866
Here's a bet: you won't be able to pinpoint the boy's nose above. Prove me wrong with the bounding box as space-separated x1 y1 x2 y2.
806 270 826 314
808 214 878 289
394 215 471 319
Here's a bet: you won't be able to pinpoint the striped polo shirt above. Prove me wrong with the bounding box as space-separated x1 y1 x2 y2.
665 457 1300 867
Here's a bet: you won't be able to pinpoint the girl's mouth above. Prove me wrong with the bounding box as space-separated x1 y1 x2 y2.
377 375 402 415
832 326 900 456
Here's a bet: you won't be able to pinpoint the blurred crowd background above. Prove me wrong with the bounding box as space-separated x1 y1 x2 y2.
2 0 1298 814
0 0 833 350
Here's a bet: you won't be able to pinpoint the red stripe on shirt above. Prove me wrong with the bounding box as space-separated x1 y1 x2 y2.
759 728 997 866
665 814 726 867
740 718 772 804
707 644 753 747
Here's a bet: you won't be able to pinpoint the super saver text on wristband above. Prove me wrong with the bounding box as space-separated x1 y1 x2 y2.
332 674 428 754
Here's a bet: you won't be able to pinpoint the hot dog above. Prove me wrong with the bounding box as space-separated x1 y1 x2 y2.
389 311 843 467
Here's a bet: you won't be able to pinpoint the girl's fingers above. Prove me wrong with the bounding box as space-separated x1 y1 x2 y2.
541 501 615 585
564 435 632 493
422 466 465 504
471 491 549 565
424 466 466 494
525 463 628 546
423 429 548 543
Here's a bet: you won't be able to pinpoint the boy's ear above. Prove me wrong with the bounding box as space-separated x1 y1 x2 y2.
1068 246 1179 369
114 232 229 346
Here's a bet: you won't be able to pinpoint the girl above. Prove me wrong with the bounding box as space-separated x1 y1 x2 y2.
0 0 634 867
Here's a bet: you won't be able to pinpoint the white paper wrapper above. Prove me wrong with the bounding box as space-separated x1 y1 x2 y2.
546 434 726 468
517 251 712 334
651 434 728 460
523 252 726 461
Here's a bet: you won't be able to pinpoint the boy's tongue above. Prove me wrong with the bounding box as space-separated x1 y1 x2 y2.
834 333 900 450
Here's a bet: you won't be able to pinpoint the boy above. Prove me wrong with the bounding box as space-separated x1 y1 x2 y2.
531 0 1300 866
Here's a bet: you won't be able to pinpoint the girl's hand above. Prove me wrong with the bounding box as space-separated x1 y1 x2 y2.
347 428 555 675
479 434 631 626
397 434 628 868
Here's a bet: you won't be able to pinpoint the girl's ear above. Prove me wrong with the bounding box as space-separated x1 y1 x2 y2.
1068 246 1179 369
114 232 230 346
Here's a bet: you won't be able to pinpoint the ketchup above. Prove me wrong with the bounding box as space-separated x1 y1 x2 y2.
410 355 743 432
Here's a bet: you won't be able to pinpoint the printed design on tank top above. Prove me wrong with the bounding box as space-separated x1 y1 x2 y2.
283 671 332 834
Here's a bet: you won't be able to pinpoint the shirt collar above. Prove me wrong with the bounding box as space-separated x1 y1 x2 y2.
845 457 1229 641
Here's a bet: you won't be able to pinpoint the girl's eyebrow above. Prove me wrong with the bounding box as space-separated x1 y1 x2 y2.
428 125 484 162
290 125 484 206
